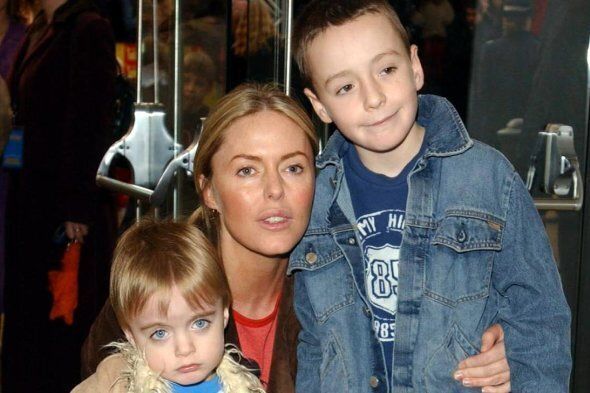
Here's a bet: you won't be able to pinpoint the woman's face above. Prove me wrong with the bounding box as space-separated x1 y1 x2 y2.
202 110 315 258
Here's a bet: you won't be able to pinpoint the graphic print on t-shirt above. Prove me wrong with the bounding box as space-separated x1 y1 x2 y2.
356 209 405 342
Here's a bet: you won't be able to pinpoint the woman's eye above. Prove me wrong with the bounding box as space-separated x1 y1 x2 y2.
150 329 168 341
336 84 353 95
192 319 210 330
237 167 255 177
286 164 304 174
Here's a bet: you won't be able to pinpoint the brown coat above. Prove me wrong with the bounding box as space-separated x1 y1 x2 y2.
81 276 300 393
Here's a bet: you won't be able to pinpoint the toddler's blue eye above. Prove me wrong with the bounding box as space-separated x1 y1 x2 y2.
193 319 210 330
150 329 168 340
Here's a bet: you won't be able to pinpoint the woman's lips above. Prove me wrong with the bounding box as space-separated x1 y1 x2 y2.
258 210 292 229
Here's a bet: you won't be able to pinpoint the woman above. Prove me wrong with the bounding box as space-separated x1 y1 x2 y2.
2 0 117 391
0 0 31 320
82 84 510 392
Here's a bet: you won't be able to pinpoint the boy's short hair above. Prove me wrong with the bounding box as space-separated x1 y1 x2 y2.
293 0 411 90
110 219 231 331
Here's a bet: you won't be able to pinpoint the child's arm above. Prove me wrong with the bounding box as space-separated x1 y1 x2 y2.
454 324 510 392
492 173 571 392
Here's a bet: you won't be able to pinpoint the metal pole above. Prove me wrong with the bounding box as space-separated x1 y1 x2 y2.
172 0 182 219
284 0 293 96
136 0 143 102
152 0 160 103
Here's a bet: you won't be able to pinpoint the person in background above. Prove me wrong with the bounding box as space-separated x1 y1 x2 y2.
0 0 32 332
469 0 539 147
2 0 117 390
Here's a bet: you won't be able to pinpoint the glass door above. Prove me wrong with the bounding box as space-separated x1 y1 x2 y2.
459 1 589 391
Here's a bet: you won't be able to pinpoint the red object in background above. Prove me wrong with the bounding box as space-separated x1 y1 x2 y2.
48 241 81 325
531 0 548 36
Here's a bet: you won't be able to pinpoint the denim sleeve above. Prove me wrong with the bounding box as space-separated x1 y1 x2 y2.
293 272 323 393
494 172 571 392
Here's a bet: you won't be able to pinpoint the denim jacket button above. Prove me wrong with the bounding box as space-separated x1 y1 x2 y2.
305 252 318 264
369 375 380 388
457 229 467 243
348 237 356 245
363 306 372 318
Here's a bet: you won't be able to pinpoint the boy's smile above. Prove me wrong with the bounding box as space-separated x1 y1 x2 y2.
304 12 425 176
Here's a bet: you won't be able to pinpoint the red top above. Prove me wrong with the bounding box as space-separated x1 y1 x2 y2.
233 296 281 387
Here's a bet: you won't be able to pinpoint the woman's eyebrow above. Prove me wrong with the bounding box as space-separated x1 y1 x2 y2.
230 151 310 162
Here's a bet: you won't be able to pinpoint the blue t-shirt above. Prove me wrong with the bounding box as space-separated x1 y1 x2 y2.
171 375 223 393
344 143 424 381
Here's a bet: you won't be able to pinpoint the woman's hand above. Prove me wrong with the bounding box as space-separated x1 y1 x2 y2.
64 221 88 243
453 324 511 392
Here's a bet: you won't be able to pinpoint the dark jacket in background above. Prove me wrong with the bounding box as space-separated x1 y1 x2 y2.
2 0 117 391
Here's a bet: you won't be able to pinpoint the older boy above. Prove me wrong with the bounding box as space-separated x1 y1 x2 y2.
287 1 571 392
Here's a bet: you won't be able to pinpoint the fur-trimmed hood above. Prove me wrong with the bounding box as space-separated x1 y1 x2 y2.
72 342 265 393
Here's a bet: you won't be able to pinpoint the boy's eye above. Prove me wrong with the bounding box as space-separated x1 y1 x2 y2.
336 84 354 95
192 319 210 330
380 66 397 76
150 329 168 341
237 167 256 177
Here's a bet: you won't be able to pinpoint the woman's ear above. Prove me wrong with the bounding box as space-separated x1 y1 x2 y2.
199 174 219 211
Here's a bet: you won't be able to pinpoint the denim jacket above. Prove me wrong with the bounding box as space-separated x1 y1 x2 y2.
288 95 571 393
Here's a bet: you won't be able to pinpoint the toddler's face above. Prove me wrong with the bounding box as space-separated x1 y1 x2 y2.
304 12 424 159
124 286 228 386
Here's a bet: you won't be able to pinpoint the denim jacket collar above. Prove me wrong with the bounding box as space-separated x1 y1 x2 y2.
316 94 474 170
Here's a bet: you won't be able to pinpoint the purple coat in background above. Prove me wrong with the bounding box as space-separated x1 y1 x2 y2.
0 19 27 317
0 20 26 80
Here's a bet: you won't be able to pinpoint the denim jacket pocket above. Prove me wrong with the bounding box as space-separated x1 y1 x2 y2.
424 324 480 393
425 210 504 306
301 256 356 323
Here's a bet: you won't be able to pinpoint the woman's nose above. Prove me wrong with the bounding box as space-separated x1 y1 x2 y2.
264 171 285 200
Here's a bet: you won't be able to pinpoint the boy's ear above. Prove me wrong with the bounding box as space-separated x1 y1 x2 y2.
123 329 136 346
223 307 229 328
304 88 333 124
199 175 219 211
409 45 425 91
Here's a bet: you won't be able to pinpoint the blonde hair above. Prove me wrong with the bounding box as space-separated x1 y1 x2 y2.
293 0 410 90
110 219 231 331
190 83 318 245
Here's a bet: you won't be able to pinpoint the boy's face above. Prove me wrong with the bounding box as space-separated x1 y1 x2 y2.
124 286 229 386
304 12 424 158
